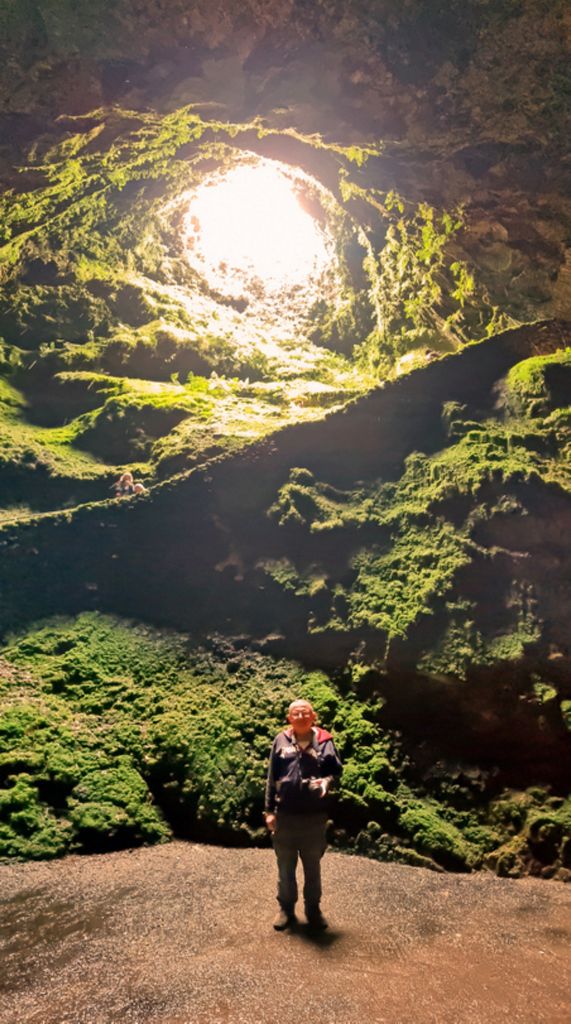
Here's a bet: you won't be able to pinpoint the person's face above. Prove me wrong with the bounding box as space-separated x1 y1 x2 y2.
287 701 316 735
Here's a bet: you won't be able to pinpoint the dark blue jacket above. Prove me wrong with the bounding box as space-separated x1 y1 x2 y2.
265 726 343 815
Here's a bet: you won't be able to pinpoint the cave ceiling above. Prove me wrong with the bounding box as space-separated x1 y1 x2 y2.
1 0 571 325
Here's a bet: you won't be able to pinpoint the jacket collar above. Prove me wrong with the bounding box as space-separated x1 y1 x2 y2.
284 725 332 745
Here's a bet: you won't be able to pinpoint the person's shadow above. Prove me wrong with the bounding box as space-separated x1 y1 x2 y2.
290 920 340 948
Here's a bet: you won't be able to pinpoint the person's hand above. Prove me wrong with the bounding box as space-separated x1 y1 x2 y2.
309 778 329 798
265 813 277 833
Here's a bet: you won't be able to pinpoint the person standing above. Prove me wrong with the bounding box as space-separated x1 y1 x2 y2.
264 699 342 931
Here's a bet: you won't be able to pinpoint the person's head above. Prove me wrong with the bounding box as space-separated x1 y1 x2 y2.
120 472 133 484
287 699 317 737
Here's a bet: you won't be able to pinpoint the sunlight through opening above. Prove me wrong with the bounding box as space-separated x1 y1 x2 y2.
183 158 333 302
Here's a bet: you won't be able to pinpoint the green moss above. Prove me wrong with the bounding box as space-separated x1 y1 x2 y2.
68 374 219 461
269 467 371 531
524 799 571 866
486 834 529 878
271 393 571 541
0 377 25 411
349 522 471 639
420 584 541 680
0 614 413 860
308 290 375 358
560 700 571 731
0 355 357 513
4 613 399 855
261 558 329 599
0 774 73 860
2 95 509 509
417 602 481 679
334 189 506 373
3 88 527 515
399 799 482 870
504 350 571 417
1 613 570 872
266 354 570 651
484 790 571 877
0 374 113 488
68 760 169 847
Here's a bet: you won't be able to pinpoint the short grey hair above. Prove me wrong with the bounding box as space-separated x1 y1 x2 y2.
287 699 315 714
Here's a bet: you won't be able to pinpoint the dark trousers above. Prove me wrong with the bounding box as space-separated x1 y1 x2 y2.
272 812 328 912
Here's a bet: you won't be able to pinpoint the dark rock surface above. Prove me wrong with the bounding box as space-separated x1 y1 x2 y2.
1 841 571 1024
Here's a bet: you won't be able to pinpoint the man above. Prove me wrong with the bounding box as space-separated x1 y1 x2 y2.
264 699 343 931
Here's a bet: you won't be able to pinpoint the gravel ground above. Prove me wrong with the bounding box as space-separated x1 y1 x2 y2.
1 841 571 1024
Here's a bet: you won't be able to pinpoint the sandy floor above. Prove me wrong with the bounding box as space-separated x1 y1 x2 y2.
1 841 571 1024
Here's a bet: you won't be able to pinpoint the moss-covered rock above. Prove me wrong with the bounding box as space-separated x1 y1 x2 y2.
263 347 570 662
1 612 570 875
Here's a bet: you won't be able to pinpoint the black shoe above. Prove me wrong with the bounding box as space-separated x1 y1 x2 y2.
273 908 296 930
306 908 328 930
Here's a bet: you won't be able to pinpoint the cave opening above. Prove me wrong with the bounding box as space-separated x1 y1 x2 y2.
185 158 332 292
180 153 342 334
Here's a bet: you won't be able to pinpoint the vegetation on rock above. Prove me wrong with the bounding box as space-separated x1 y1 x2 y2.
0 97 515 522
266 346 571 657
1 612 569 878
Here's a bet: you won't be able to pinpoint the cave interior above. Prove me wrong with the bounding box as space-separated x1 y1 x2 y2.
0 0 570 878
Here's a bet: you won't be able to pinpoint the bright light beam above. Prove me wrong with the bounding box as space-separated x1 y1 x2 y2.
184 161 331 297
